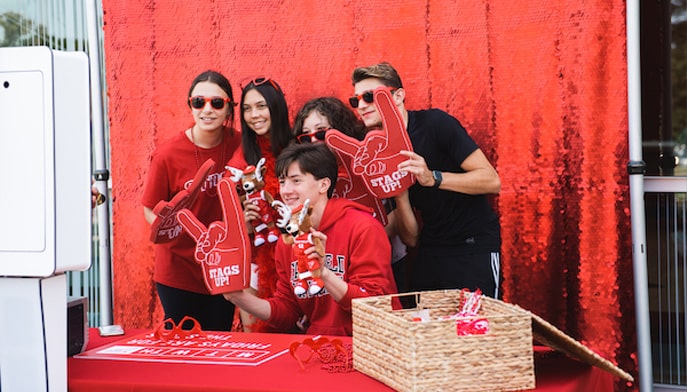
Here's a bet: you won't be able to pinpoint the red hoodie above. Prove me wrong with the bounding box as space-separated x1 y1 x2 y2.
266 198 397 335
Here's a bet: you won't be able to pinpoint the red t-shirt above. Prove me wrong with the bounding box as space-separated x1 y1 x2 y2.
141 129 241 293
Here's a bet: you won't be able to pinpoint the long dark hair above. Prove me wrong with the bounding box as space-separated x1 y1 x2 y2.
239 79 292 165
292 96 367 141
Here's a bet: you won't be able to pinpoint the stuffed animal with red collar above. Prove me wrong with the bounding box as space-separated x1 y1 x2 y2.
274 199 325 296
227 157 281 247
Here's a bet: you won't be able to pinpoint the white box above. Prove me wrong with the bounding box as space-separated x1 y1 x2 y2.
0 46 91 277
0 275 68 391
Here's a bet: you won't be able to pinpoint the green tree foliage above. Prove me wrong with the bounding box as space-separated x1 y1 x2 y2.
0 11 84 49
0 11 49 47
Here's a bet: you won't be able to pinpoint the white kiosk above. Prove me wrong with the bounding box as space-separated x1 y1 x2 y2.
0 46 92 392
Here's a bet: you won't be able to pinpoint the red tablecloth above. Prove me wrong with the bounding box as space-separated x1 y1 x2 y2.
68 329 613 392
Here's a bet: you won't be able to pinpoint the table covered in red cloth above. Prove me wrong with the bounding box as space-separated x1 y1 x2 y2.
68 328 613 392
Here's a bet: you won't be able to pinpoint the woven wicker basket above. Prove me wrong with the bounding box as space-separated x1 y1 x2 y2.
352 290 535 392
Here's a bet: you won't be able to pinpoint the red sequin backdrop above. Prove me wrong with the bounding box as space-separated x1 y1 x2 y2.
103 1 637 389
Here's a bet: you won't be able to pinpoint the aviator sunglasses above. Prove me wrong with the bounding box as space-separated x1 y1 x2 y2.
296 127 330 144
189 96 234 110
348 89 396 108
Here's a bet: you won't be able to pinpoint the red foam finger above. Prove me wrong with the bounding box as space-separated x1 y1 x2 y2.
150 159 216 243
325 87 415 200
176 208 207 243
326 130 388 226
176 176 252 294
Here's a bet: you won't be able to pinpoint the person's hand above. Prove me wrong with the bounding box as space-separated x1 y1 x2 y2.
397 150 434 187
295 314 309 332
242 198 261 224
176 176 252 294
393 188 410 201
306 228 327 259
91 184 105 208
325 86 415 199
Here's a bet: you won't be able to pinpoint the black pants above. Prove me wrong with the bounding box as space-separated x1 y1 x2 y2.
408 246 502 299
156 283 235 331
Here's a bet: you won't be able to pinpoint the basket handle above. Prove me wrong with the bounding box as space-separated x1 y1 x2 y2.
389 291 421 310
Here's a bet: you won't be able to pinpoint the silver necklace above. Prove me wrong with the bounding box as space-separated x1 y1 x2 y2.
190 126 225 171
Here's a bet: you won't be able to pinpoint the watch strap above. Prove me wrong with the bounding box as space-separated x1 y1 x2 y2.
432 170 442 188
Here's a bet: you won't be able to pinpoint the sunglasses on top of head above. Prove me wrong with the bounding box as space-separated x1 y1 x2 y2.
240 77 282 93
189 96 234 110
296 127 330 144
348 88 396 109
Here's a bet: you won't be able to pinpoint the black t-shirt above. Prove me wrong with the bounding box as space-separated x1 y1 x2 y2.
407 109 501 249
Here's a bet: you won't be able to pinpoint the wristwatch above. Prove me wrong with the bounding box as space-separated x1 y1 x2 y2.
432 170 443 188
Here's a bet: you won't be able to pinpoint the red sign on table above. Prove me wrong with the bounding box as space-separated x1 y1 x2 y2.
76 331 295 366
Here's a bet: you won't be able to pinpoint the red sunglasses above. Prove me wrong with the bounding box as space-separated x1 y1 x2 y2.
189 96 234 110
349 88 396 108
296 127 330 144
240 77 282 93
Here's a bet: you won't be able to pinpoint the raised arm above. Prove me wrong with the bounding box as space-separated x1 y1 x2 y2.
398 149 500 195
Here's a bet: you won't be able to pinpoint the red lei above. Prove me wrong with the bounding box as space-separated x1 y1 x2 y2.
252 136 280 332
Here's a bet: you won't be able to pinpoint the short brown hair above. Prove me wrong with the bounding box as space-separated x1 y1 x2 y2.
351 62 403 89
276 143 338 198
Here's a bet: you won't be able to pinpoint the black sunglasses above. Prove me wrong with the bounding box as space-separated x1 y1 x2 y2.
348 89 396 108
189 96 234 110
296 128 329 144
